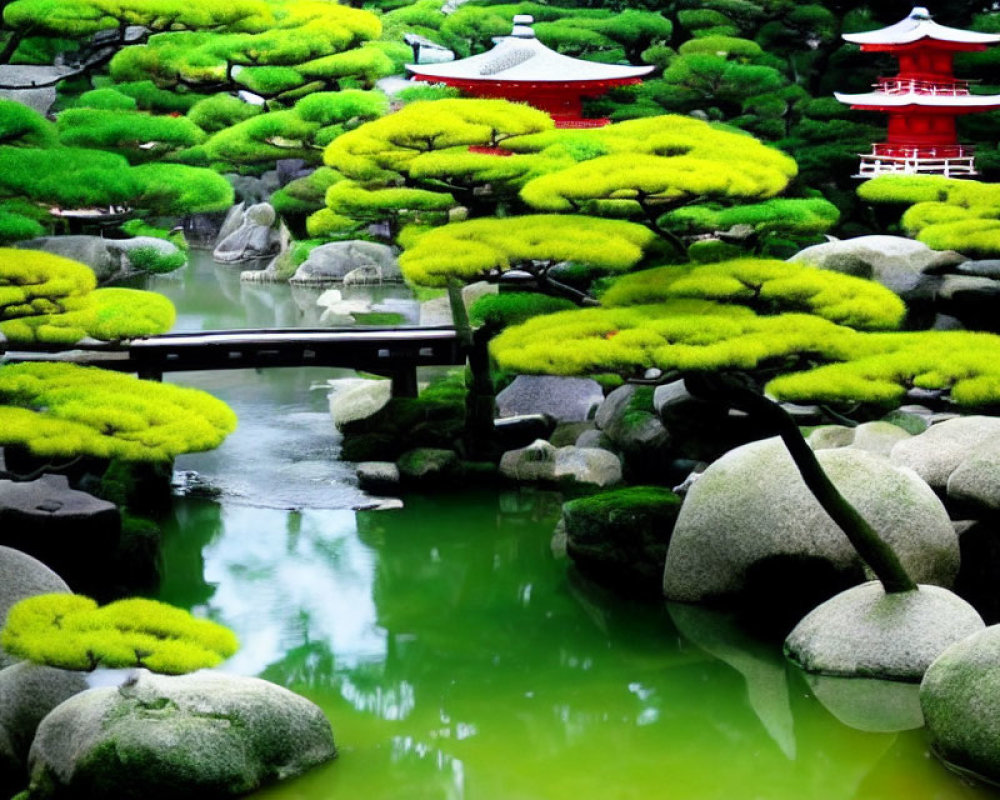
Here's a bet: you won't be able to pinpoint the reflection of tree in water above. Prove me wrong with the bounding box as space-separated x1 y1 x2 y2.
157 497 224 609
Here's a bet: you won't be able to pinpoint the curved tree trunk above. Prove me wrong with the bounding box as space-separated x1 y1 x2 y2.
684 371 917 594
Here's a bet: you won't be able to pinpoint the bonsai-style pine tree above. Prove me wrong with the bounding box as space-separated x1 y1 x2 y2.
317 98 554 236
488 257 1000 595
1 593 238 674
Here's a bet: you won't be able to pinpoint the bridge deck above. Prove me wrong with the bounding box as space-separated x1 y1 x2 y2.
1 326 468 397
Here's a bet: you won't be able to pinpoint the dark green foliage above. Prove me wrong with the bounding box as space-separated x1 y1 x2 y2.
470 292 577 330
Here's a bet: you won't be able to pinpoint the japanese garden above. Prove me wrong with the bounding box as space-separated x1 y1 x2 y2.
7 0 1000 798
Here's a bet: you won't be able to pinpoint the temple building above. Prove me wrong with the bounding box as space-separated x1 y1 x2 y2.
836 6 1000 178
406 16 653 128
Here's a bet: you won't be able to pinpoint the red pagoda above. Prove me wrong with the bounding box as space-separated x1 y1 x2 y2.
836 7 1000 177
406 16 653 128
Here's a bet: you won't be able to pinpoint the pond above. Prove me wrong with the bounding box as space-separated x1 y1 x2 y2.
145 252 1000 800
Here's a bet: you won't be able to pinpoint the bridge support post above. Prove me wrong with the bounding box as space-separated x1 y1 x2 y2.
390 367 418 398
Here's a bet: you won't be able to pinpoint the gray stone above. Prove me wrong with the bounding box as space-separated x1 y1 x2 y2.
936 275 1000 330
355 461 400 494
596 384 669 452
549 421 594 448
0 66 74 114
496 375 604 423
850 421 913 457
226 174 272 205
921 625 1000 783
460 280 496 310
27 669 336 798
214 202 280 264
574 429 614 450
946 440 1000 513
419 294 453 326
664 437 960 604
785 582 984 680
0 547 70 669
0 475 120 586
275 159 308 187
890 415 1000 491
15 236 117 282
328 379 392 428
789 235 962 303
807 425 856 450
290 241 401 284
494 414 557 450
499 440 621 488
955 259 1000 279
0 663 88 791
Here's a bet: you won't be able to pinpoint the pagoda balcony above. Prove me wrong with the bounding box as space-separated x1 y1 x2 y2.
857 143 977 177
875 77 971 95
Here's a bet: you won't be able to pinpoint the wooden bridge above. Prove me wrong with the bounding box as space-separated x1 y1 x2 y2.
0 326 468 397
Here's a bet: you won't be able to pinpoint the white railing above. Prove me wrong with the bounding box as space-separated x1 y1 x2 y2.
876 78 970 96
857 153 977 178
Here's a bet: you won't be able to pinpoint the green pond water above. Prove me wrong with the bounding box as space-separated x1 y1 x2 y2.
144 253 1000 800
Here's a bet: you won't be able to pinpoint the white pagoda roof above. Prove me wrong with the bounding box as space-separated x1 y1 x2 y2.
835 90 1000 107
406 18 653 84
843 7 1000 46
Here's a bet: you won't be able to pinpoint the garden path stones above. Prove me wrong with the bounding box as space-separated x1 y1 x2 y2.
921 625 1000 783
26 670 336 798
0 475 120 587
0 663 88 794
290 240 401 284
0 546 70 669
496 375 604 423
784 582 984 681
663 437 959 605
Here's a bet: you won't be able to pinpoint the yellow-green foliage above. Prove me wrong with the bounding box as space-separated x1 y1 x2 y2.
0 249 95 320
323 98 553 181
491 300 872 377
766 331 1000 408
600 260 905 331
859 175 1000 257
0 363 237 461
399 215 656 286
1 593 238 674
0 250 176 344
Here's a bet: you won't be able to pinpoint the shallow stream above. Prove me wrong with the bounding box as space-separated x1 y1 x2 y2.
143 252 1000 800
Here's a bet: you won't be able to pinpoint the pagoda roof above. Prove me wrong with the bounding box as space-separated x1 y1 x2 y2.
843 7 1000 46
835 90 1000 108
406 18 653 84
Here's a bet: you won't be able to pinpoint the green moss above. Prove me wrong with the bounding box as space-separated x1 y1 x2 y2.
125 246 187 274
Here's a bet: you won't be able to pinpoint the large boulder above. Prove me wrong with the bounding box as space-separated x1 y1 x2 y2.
213 202 280 264
890 415 1000 492
921 625 1000 783
26 670 336 799
0 475 120 590
499 439 621 488
290 241 402 284
785 582 985 681
789 235 962 315
328 378 392 428
496 375 604 423
664 437 960 606
0 663 89 795
0 546 71 669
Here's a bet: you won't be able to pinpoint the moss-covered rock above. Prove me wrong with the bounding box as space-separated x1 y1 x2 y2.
562 486 681 595
785 582 984 681
25 670 335 799
921 625 1000 783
